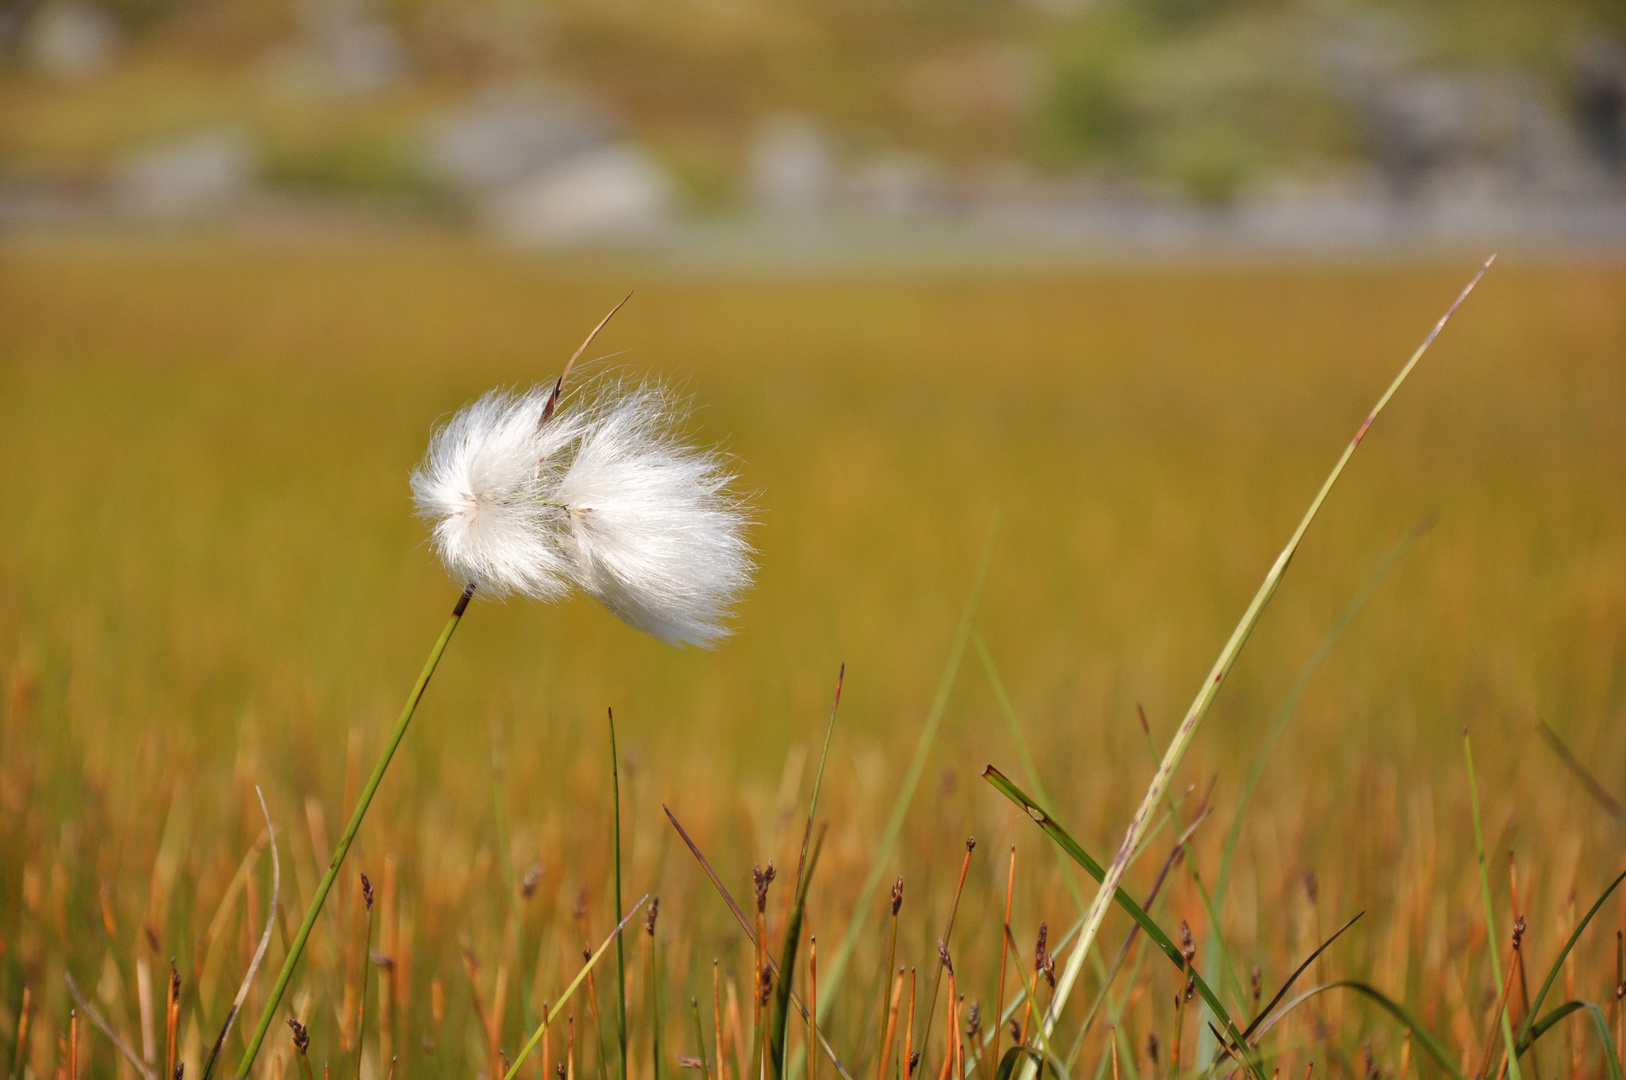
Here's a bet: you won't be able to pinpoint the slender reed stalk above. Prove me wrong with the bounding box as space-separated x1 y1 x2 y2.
69 1010 78 1080
166 968 179 1080
235 584 474 1077
714 963 726 1080
1043 258 1494 1053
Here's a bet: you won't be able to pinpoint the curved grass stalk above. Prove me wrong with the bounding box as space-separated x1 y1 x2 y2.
1042 258 1495 1055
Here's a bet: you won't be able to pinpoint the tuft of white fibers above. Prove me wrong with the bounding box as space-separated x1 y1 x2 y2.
411 375 755 647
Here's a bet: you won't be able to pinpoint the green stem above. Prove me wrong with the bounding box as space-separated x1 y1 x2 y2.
609 709 629 1080
234 583 475 1078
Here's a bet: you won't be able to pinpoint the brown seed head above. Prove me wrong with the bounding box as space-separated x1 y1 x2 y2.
287 1018 311 1054
1035 923 1049 972
937 940 954 976
909 1052 920 1076
965 837 976 853
758 963 774 1006
645 897 661 938
521 863 543 900
752 863 776 913
1146 1034 1159 1066
891 877 904 916
1511 916 1526 950
1179 921 1196 965
361 872 374 912
964 1001 981 1040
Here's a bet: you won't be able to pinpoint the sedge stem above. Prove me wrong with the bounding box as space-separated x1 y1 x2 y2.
234 583 475 1077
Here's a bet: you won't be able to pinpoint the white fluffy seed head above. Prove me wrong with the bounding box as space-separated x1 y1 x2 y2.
411 375 755 647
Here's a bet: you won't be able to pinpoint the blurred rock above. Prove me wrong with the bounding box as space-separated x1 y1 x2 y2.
746 115 834 216
481 142 676 246
424 85 605 192
1571 35 1626 175
24 1 118 80
117 127 259 223
843 151 948 217
260 0 407 96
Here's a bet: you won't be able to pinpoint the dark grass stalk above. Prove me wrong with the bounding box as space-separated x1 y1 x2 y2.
1465 729 1524 1080
69 1009 78 1080
646 900 663 1080
921 841 976 1062
353 875 375 1080
824 520 999 1006
236 583 474 1077
1053 260 1494 1038
609 709 628 1080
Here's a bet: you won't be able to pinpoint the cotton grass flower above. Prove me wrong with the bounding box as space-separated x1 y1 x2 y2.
411 375 755 647
236 299 755 1079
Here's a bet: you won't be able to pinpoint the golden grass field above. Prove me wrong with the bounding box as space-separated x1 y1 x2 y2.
0 245 1623 1080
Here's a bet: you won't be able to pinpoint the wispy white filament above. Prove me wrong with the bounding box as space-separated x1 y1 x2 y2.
411 376 754 647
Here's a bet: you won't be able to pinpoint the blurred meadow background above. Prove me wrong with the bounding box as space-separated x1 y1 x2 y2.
2 2 1626 1080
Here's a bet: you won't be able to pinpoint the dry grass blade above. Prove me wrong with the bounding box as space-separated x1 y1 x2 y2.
201 787 280 1080
541 292 633 426
65 973 156 1080
1046 256 1495 1048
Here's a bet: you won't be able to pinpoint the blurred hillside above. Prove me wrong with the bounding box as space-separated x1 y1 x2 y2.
1 0 1625 249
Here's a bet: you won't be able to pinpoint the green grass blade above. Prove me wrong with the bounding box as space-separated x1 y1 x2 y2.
820 517 1000 1010
1464 729 1523 1080
1517 867 1626 1048
1047 259 1494 1049
1583 1002 1623 1080
981 766 1261 1080
1517 1002 1587 1057
503 897 649 1080
1244 981 1462 1080
609 708 629 1080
